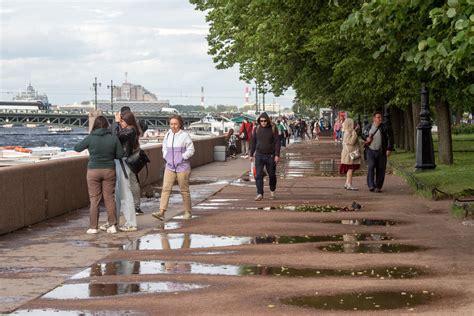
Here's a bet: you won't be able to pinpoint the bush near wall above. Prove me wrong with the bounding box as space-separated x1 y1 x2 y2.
452 124 474 135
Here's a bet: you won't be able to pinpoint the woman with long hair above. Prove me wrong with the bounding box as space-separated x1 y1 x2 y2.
339 118 361 190
226 128 238 158
110 111 140 232
74 116 124 234
152 114 195 221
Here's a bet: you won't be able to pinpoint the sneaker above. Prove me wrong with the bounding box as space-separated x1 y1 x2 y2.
374 188 383 193
369 187 375 192
152 210 166 221
135 207 144 216
99 223 110 231
183 212 192 219
118 225 138 232
86 228 99 234
255 194 263 201
346 185 358 191
344 184 349 189
270 191 276 200
106 225 118 234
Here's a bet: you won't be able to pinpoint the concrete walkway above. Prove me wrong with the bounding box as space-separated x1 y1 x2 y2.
1 137 473 315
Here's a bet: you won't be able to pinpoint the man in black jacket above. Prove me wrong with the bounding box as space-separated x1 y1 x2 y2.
362 111 394 193
250 112 281 201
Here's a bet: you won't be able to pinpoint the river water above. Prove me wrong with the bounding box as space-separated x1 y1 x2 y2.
0 126 88 150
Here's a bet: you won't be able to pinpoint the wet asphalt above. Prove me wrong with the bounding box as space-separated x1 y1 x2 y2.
1 137 474 315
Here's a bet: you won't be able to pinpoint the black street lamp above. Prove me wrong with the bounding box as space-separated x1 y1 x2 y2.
92 77 101 110
415 82 436 170
107 80 117 112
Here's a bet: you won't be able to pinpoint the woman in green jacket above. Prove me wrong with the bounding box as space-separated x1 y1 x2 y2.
74 116 124 234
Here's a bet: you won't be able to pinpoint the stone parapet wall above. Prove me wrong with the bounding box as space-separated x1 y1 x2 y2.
0 136 225 235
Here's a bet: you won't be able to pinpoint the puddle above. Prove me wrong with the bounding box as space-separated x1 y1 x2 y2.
123 233 394 250
259 205 352 212
172 215 200 220
209 199 241 202
324 219 399 226
155 221 182 230
0 267 48 274
188 179 229 186
11 309 144 315
191 250 238 255
68 241 122 249
42 282 207 299
71 261 427 280
318 243 426 253
281 290 436 311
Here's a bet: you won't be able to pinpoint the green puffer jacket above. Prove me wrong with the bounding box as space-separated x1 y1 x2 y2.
74 128 124 169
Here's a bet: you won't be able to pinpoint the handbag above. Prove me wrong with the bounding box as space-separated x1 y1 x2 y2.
125 149 150 174
349 148 361 160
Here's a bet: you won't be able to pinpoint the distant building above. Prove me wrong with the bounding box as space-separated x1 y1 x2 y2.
13 83 49 104
113 82 157 102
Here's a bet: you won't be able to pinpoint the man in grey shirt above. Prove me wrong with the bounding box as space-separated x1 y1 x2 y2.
362 111 394 192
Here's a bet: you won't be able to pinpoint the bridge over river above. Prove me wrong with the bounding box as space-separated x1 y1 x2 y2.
0 110 202 128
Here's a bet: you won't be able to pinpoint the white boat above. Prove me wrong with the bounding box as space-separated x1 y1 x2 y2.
48 126 72 133
26 124 37 128
189 114 238 136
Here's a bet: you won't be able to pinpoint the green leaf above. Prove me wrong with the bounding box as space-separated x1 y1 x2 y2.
447 0 458 7
437 44 449 57
470 15 474 22
469 84 474 95
372 50 381 59
447 8 456 18
427 37 437 47
418 40 428 51
470 36 474 45
455 19 469 30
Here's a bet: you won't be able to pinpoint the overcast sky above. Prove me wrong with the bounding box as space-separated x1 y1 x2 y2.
0 0 295 108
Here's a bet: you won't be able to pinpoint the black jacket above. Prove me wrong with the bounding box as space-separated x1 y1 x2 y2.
250 112 281 157
113 123 138 157
362 123 394 153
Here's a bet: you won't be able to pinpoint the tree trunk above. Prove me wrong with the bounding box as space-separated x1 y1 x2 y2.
454 107 463 125
412 101 421 152
403 110 409 151
404 107 415 152
435 98 453 164
392 107 402 149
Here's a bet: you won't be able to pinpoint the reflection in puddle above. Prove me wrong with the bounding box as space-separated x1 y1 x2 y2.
260 205 349 212
12 309 144 315
123 233 394 250
318 243 425 253
172 215 200 220
188 179 229 186
42 282 207 299
324 219 399 226
209 199 242 202
191 250 238 255
0 267 48 274
156 221 182 230
72 261 428 280
282 290 436 311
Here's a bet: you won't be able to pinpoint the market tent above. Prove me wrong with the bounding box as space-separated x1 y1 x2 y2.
231 115 256 124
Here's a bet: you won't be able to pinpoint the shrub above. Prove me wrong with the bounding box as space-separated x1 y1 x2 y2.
452 124 474 135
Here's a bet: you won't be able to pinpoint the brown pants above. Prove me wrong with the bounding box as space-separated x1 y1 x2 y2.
159 169 191 213
87 169 117 229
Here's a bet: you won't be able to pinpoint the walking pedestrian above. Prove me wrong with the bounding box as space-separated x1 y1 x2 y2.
112 111 140 232
313 119 321 140
239 118 253 158
250 112 281 201
339 118 361 190
152 115 195 221
226 128 238 158
74 116 124 234
276 119 287 147
362 111 394 192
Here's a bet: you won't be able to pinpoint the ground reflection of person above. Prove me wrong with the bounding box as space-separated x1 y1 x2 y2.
160 233 192 273
89 262 118 297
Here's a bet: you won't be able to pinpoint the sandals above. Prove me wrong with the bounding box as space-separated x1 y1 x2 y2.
152 210 166 221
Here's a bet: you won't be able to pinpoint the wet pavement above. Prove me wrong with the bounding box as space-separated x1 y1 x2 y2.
2 136 474 315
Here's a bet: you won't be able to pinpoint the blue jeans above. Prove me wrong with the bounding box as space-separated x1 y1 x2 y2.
255 154 277 195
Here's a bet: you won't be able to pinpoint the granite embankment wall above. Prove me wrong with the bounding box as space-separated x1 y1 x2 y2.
0 136 226 235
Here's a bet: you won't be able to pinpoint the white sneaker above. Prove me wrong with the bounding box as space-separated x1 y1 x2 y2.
183 212 192 219
86 228 99 234
106 225 118 234
270 191 276 199
346 185 358 191
99 223 110 231
118 225 138 232
255 194 263 201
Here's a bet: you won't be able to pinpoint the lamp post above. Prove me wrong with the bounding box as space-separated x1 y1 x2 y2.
415 82 436 170
92 77 101 110
107 80 116 112
252 80 258 113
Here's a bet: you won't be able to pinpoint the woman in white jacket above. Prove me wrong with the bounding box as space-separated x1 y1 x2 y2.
152 115 195 220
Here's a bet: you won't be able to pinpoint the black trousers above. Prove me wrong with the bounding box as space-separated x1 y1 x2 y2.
366 148 387 190
255 153 277 195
